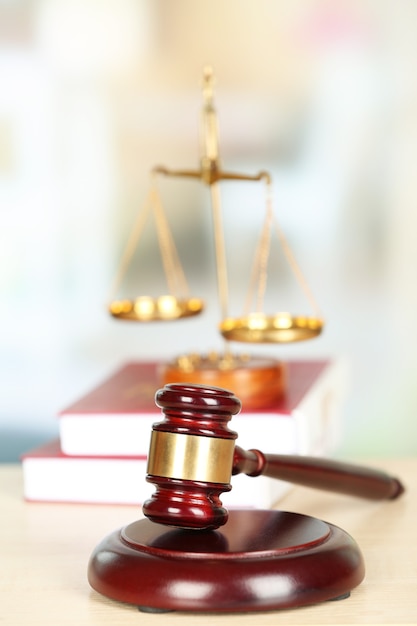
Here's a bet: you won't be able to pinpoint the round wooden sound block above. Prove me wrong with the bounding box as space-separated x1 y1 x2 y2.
88 510 365 613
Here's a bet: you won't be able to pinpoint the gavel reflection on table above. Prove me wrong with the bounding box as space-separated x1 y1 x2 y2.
88 383 404 613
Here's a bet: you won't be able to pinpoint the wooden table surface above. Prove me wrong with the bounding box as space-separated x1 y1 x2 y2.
1 459 416 625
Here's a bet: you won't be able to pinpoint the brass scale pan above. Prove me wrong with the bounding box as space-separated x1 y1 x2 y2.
109 296 322 343
109 296 204 322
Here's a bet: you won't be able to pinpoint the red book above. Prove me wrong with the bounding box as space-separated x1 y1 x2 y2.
21 439 291 508
58 360 346 458
22 440 150 505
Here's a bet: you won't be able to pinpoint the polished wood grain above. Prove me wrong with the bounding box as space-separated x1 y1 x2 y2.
144 383 404 530
88 510 365 612
161 356 286 410
1 459 416 625
233 448 404 500
143 383 240 529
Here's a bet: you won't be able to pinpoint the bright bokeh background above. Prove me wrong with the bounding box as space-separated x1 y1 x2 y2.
2 0 417 461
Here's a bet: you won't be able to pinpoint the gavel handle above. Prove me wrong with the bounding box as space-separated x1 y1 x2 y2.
232 447 404 500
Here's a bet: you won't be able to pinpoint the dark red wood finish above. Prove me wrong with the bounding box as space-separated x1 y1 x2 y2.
142 476 232 530
143 383 240 529
233 448 405 500
143 383 404 530
152 382 241 437
88 510 365 613
88 382 404 612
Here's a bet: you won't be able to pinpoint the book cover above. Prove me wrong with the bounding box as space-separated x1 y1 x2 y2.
21 439 292 508
58 360 346 457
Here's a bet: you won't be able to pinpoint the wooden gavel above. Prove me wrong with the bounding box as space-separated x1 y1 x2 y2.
143 383 404 530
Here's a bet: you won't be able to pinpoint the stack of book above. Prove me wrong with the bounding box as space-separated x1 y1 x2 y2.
22 359 347 508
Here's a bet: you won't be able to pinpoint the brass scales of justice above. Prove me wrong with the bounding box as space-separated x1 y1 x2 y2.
89 69 404 613
107 67 324 408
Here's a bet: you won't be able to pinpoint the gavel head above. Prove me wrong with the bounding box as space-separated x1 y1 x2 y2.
142 383 241 530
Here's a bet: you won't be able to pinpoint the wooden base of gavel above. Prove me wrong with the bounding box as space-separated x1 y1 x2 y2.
88 383 404 613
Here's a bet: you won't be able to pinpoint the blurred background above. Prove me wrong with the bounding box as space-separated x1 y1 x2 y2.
1 0 417 461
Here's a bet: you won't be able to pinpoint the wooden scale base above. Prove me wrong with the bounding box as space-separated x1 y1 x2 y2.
88 509 365 613
162 355 286 410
